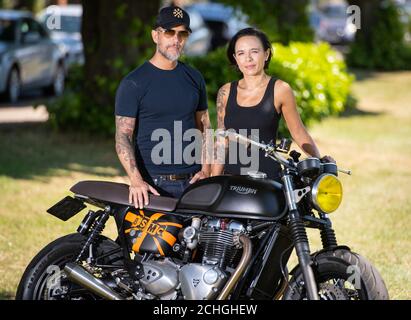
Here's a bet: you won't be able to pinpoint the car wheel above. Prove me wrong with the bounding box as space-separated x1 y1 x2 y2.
45 64 65 97
7 68 21 103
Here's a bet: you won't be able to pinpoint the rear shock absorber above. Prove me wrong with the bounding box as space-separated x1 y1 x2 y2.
75 206 111 263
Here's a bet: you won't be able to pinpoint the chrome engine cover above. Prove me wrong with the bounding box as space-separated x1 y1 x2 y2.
140 258 179 298
179 263 227 300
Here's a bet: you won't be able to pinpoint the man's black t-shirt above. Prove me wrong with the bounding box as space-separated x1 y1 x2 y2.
115 61 208 177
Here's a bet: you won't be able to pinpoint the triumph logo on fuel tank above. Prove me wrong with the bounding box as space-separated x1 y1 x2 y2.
229 185 257 195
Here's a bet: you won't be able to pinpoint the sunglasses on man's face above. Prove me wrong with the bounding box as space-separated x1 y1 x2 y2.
158 28 190 40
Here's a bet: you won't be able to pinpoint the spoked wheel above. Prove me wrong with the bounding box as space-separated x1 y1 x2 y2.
283 248 389 300
16 233 123 300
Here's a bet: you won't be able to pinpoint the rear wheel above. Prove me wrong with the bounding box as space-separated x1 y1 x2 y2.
283 248 389 300
16 233 123 300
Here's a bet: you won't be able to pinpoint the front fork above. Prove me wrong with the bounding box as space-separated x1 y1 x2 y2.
282 173 320 300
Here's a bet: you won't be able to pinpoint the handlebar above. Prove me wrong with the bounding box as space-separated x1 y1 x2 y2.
217 130 352 175
218 130 295 169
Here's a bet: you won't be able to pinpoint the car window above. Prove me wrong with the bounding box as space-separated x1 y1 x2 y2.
322 5 347 18
20 18 47 41
42 14 81 33
0 19 17 42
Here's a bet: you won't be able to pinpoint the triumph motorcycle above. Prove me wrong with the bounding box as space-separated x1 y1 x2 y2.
16 132 389 300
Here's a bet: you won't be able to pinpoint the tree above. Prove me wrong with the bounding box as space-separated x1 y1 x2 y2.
82 0 160 108
347 0 411 70
220 0 313 44
47 0 161 134
11 0 40 11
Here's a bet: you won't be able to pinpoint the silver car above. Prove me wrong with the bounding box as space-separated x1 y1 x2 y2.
37 4 84 68
0 10 66 103
314 3 357 44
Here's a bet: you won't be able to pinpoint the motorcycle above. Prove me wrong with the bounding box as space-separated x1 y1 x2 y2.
16 132 389 300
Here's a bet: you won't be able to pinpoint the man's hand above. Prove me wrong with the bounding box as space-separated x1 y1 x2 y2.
189 171 210 184
129 179 160 209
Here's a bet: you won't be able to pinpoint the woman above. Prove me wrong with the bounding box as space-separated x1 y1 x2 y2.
211 28 334 180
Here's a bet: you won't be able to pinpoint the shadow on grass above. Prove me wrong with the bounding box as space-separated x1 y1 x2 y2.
349 68 380 82
0 290 14 300
0 122 123 180
339 105 384 118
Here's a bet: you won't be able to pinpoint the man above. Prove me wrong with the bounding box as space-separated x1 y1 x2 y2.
115 6 211 209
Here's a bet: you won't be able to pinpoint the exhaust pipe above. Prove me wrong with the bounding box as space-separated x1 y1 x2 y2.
64 263 124 300
217 234 252 300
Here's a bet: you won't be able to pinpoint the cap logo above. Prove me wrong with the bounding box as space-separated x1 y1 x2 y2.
173 8 183 19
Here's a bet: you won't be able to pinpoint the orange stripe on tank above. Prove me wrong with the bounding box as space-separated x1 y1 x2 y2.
157 222 183 228
153 237 165 256
132 212 164 253
125 212 138 223
161 230 177 246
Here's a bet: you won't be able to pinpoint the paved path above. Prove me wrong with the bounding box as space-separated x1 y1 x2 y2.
0 105 49 124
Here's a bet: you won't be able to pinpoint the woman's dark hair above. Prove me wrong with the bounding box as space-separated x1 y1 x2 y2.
227 27 272 70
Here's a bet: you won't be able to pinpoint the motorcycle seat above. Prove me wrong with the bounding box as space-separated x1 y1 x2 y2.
70 180 178 212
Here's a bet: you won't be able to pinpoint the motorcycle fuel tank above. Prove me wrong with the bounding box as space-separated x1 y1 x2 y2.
123 209 183 256
177 175 287 221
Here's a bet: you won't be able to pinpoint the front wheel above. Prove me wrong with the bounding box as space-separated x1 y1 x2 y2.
283 248 389 300
16 233 123 300
44 63 65 97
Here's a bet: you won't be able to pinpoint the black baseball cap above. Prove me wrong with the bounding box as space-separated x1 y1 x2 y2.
153 6 191 33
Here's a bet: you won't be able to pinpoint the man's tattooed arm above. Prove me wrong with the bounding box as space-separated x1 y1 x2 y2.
115 116 142 182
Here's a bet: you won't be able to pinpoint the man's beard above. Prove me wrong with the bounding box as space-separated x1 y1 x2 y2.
158 44 182 62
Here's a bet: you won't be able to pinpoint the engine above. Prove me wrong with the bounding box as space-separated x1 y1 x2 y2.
135 217 246 300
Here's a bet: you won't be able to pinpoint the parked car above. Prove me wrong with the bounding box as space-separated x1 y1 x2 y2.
186 2 249 51
37 4 84 68
184 7 212 57
312 2 357 44
0 10 66 103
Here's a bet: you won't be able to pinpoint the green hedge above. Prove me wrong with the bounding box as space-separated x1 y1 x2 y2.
47 42 354 137
186 42 354 135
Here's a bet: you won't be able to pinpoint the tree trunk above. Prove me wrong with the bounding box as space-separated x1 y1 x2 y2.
81 0 160 108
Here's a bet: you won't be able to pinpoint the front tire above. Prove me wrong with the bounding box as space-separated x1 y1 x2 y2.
283 248 389 300
16 233 123 300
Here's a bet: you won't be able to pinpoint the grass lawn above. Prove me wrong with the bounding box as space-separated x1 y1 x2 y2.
0 71 410 300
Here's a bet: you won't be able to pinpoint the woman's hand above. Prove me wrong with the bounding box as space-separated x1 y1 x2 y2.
320 155 336 164
189 171 210 184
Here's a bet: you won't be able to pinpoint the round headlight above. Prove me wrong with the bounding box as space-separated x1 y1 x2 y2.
311 174 343 213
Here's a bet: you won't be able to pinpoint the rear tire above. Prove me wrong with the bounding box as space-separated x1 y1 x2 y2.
16 233 123 300
283 248 389 300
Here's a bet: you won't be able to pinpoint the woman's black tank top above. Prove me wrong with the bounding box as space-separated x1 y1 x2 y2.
224 77 282 181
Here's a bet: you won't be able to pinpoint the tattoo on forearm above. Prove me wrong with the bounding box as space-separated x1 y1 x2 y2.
115 116 138 176
215 87 227 163
200 111 212 165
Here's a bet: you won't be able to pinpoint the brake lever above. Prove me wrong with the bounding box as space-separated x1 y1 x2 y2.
338 169 352 175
